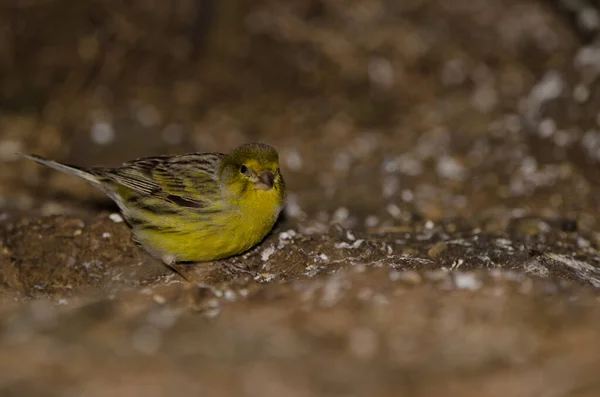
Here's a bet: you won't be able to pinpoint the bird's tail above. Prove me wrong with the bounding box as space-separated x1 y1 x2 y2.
20 154 102 186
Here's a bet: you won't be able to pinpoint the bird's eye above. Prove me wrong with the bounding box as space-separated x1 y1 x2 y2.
240 165 247 174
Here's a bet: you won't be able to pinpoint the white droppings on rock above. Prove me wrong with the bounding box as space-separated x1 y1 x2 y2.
436 155 466 181
538 118 556 138
573 84 590 103
258 273 276 282
582 129 600 161
386 203 402 219
401 189 414 202
546 253 600 288
346 230 356 241
90 121 115 145
524 260 549 278
365 215 379 228
494 238 513 250
332 207 349 223
531 70 564 102
453 272 483 290
304 264 320 278
577 237 590 249
382 176 398 198
109 213 123 223
83 260 102 270
335 239 364 249
382 157 399 173
261 245 276 262
574 45 600 70
285 149 303 171
279 229 297 240
526 71 564 120
284 194 306 219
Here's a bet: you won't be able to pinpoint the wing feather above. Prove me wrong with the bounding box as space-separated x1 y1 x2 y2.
95 152 226 208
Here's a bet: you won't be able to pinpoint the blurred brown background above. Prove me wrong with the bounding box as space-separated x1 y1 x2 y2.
2 0 600 227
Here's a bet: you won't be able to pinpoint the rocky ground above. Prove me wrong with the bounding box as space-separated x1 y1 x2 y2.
1 0 600 396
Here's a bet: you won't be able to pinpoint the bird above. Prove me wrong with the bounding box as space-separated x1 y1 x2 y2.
21 143 286 271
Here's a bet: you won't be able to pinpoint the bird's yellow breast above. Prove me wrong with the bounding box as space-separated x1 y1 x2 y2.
133 186 284 262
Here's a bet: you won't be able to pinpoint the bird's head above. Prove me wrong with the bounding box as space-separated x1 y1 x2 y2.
219 143 285 202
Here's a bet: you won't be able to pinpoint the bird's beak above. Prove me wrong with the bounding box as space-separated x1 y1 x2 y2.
255 170 275 190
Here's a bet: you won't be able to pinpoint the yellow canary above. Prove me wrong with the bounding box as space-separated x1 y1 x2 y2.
22 143 286 266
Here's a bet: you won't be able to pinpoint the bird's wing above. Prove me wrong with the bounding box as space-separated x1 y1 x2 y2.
98 153 226 208
95 162 163 196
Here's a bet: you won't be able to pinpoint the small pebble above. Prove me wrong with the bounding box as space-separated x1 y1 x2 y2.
109 213 124 223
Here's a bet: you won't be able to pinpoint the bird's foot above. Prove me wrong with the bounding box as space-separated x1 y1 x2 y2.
161 254 190 281
161 254 255 280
